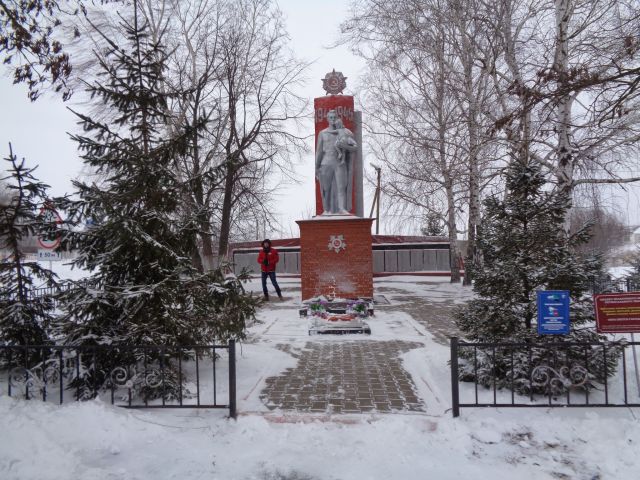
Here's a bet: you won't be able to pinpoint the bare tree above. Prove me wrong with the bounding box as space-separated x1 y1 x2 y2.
68 0 308 268
446 0 497 284
140 0 308 264
486 0 640 215
342 0 480 282
342 0 507 282
212 0 308 259
569 204 629 256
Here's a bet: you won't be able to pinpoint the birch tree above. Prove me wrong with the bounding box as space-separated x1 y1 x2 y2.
447 0 495 284
342 0 498 282
488 0 640 218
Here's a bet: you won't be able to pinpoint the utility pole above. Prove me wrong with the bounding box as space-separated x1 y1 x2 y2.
368 165 382 234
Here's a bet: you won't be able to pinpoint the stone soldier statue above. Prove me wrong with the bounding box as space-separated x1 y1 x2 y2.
315 110 358 214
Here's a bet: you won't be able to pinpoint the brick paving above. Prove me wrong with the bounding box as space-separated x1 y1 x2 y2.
260 340 426 414
375 282 464 345
380 294 461 345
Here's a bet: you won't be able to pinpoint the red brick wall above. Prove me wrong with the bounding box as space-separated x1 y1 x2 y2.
297 217 374 300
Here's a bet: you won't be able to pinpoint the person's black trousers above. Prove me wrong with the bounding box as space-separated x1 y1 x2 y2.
261 271 282 297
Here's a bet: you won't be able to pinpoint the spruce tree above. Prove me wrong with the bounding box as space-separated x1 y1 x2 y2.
421 212 445 237
456 161 618 396
58 5 256 398
0 144 59 347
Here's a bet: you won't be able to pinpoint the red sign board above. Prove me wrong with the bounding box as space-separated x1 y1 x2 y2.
594 293 640 333
314 95 356 216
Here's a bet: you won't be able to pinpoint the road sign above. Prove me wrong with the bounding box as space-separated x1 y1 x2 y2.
37 205 62 250
37 250 62 261
537 290 570 335
594 292 640 333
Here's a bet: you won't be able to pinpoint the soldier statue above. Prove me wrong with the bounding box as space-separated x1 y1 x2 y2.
315 109 358 214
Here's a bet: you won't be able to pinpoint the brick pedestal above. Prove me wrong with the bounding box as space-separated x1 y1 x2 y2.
297 216 374 300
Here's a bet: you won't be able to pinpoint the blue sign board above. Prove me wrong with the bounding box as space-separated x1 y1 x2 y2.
537 290 570 335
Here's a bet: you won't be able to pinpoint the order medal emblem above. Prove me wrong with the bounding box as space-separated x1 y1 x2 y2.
328 235 346 253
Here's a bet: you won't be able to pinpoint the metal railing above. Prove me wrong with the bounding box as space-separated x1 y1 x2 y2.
1 283 72 306
450 337 640 417
591 277 639 294
0 342 237 418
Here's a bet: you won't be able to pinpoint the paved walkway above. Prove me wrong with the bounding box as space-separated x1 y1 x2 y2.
374 277 471 345
251 277 463 415
260 340 425 413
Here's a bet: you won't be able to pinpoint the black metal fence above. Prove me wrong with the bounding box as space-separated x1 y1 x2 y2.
591 277 639 294
450 337 640 417
2 283 72 306
0 342 237 418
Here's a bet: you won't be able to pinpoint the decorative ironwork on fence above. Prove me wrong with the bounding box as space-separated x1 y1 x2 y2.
0 342 237 418
450 337 640 417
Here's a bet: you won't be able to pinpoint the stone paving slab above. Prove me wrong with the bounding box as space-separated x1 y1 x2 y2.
260 340 426 414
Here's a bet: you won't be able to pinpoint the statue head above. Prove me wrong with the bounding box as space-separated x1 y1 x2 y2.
326 109 338 128
335 117 344 129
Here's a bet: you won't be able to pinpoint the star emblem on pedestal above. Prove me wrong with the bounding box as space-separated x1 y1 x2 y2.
328 235 346 253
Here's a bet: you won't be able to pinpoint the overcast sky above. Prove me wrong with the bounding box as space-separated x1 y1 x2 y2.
1 0 639 235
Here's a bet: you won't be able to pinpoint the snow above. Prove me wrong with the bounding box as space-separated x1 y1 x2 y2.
472 428 503 444
2 273 640 479
35 258 90 283
2 394 638 479
374 275 474 304
301 214 367 221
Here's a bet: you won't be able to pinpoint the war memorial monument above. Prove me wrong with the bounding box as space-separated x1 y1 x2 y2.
297 70 374 304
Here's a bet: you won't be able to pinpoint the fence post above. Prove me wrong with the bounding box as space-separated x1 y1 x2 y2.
451 337 460 418
228 339 237 419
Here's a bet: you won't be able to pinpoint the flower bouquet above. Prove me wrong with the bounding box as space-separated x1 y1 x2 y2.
346 299 369 318
308 299 328 318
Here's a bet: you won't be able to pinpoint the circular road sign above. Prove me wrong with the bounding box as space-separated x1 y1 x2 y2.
37 206 62 250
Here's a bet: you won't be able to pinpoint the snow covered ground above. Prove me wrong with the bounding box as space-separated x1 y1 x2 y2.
2 394 638 480
1 268 639 479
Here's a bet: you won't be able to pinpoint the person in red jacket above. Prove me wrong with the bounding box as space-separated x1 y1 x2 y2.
257 239 283 301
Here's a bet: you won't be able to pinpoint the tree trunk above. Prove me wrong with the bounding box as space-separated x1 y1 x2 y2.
200 227 216 270
189 119 217 271
446 177 461 283
464 164 480 286
461 26 481 286
554 0 575 230
217 160 236 261
437 31 461 284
